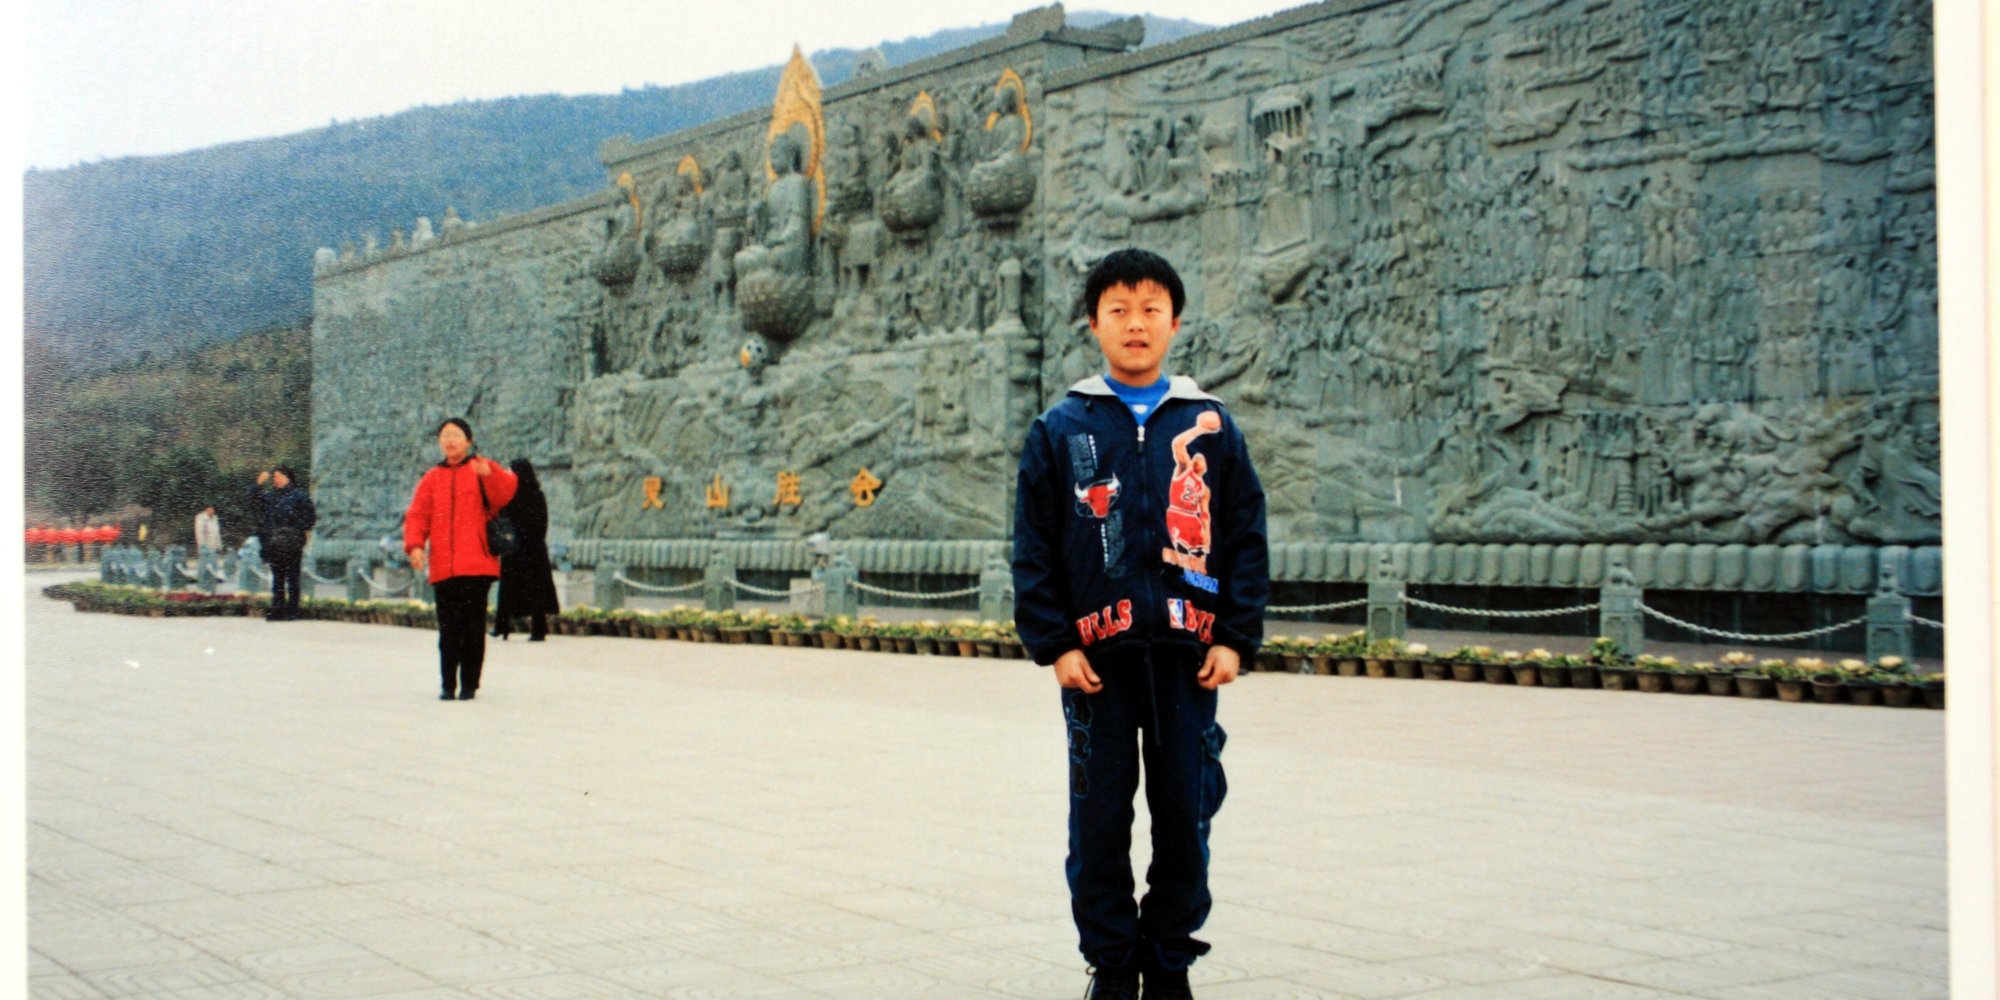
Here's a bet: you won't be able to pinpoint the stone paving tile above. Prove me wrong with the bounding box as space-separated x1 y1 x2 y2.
24 577 1948 1000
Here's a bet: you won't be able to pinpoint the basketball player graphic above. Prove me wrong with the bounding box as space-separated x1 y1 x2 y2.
1162 411 1222 577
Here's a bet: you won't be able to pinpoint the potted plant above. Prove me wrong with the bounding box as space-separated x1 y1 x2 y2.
1511 648 1553 687
1361 638 1401 678
1794 657 1844 704
1670 659 1709 695
1767 659 1813 701
1446 645 1488 682
945 618 980 657
1917 671 1945 709
1873 656 1917 707
1266 634 1310 674
1587 637 1631 689
1834 658 1881 706
1418 646 1453 681
1630 654 1676 693
1394 643 1428 679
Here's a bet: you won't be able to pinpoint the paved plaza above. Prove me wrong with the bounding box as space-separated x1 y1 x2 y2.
25 575 1947 999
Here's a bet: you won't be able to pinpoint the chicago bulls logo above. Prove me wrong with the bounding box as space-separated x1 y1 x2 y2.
1073 475 1121 520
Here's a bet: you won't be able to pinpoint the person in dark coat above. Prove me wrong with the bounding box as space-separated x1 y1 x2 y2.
494 459 560 641
246 466 317 621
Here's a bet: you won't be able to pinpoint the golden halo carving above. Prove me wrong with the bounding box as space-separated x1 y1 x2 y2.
983 68 1033 152
615 171 643 230
676 155 704 195
909 91 945 142
764 45 827 234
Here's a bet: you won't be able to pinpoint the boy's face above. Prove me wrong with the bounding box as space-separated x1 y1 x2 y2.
1089 279 1181 386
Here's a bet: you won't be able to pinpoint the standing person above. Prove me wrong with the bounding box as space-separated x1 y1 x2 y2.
246 467 316 621
1012 248 1269 1000
193 505 223 567
403 418 518 701
493 459 560 642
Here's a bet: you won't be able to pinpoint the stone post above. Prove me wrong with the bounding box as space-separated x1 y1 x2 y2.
198 554 222 594
411 574 434 605
237 553 264 594
1365 551 1406 642
594 563 626 611
1598 562 1645 658
165 546 194 589
346 560 373 602
1865 562 1914 666
979 553 1013 623
817 552 859 619
704 549 735 613
99 546 118 584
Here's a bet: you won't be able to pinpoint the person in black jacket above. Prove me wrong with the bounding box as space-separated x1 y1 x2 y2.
494 459 560 641
1013 249 1269 1000
246 466 317 621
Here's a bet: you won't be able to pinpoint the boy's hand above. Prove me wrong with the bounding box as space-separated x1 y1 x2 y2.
408 548 427 574
1052 649 1102 693
1198 645 1241 689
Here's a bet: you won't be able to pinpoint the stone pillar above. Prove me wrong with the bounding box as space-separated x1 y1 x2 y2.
978 553 1013 623
1366 551 1406 641
817 552 859 619
346 560 373 603
704 550 735 612
1598 563 1645 658
166 546 194 589
1865 562 1914 666
238 553 264 594
411 574 434 605
594 563 626 611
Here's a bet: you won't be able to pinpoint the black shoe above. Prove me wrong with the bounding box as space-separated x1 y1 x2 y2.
440 691 455 701
1087 968 1140 1000
528 634 546 642
1141 969 1193 1000
458 690 476 700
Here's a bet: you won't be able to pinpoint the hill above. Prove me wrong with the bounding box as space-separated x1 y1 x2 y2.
24 325 313 541
22 12 1214 371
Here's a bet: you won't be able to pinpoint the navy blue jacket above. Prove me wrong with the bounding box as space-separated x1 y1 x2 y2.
245 484 317 549
1013 375 1269 666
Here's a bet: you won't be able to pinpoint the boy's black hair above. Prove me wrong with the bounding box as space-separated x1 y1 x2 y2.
436 416 474 441
1082 248 1186 320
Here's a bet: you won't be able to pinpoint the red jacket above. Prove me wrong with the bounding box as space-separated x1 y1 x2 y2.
403 456 519 583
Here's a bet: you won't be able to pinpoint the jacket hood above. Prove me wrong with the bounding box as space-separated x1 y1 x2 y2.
1067 374 1220 404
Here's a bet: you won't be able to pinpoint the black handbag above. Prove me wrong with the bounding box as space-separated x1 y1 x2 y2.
479 475 520 558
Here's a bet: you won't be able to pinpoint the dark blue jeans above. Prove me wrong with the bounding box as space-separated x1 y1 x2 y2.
1062 644 1227 973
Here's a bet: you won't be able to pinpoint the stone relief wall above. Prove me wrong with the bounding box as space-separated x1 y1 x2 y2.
311 0 1939 577
1037 0 1937 548
312 201 605 540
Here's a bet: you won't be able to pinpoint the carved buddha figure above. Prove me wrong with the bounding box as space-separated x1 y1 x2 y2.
734 128 814 280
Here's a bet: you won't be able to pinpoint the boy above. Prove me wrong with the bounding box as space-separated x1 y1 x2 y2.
1013 248 1269 1000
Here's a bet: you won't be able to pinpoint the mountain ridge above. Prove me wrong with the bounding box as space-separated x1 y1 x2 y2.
23 12 1216 370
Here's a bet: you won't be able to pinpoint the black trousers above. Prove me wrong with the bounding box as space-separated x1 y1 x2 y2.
434 576 495 695
267 551 304 613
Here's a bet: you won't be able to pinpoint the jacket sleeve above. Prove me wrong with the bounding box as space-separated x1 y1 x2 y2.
1011 417 1075 666
479 463 520 513
300 494 318 533
244 484 267 535
402 472 433 556
1209 414 1269 661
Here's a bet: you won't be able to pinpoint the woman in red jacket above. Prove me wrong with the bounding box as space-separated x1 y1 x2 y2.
404 417 518 701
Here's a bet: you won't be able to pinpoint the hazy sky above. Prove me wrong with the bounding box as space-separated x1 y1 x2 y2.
23 0 1307 171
